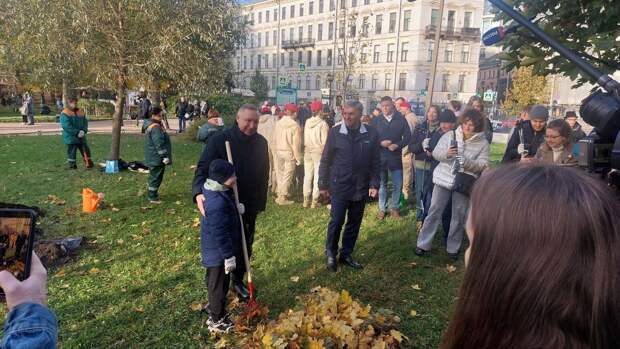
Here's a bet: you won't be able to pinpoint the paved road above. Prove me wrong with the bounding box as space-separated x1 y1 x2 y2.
0 120 162 136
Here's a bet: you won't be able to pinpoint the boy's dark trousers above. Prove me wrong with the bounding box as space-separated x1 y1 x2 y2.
206 266 230 321
147 165 165 200
67 142 92 166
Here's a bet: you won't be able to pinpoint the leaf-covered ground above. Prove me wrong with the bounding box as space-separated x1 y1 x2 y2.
0 134 505 348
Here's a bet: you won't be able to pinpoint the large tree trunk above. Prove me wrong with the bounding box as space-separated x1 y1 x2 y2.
150 75 161 106
62 78 68 106
109 67 127 161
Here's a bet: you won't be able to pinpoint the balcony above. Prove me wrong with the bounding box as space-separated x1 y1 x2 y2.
282 38 316 49
425 25 480 42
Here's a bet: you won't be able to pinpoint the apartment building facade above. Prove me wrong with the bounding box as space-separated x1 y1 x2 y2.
236 0 484 110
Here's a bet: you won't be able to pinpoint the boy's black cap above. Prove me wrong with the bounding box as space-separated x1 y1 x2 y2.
209 159 235 185
439 110 457 123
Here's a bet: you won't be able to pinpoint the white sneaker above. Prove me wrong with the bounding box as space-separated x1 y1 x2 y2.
207 316 234 334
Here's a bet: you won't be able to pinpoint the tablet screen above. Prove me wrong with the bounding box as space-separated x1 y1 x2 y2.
0 211 35 281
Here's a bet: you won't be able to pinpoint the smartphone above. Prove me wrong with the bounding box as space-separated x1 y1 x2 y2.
0 209 36 295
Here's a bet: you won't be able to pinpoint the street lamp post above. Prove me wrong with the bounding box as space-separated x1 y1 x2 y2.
426 0 446 110
327 73 334 108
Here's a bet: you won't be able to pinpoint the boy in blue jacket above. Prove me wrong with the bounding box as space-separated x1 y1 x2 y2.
200 159 243 334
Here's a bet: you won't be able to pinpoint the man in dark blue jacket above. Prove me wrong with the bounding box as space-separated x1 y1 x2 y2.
371 96 411 219
318 101 381 272
502 105 548 163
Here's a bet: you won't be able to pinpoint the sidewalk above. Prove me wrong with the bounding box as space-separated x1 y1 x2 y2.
0 120 145 136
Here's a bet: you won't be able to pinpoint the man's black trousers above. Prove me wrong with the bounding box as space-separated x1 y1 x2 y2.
325 198 366 259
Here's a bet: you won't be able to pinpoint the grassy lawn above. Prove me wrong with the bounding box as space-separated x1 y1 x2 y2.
0 134 505 348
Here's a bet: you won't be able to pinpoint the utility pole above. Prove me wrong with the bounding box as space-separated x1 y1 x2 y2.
276 0 282 96
331 0 338 107
426 0 445 110
392 0 403 97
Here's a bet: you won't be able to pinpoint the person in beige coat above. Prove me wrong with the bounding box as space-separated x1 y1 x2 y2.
303 101 330 208
257 105 278 193
533 119 578 167
274 103 302 205
398 101 417 202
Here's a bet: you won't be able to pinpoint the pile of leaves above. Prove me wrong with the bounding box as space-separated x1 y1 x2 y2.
239 287 408 348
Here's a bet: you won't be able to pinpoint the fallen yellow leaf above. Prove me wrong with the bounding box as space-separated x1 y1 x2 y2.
290 276 300 282
89 267 100 274
54 269 66 278
411 284 422 291
409 309 417 317
446 264 457 273
189 302 203 311
133 306 144 313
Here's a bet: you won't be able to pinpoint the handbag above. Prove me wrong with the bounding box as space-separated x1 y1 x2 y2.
450 130 477 196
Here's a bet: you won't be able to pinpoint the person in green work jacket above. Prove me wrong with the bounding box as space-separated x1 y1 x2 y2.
60 97 93 169
143 107 172 203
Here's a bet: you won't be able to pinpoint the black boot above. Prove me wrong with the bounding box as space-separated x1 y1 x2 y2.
326 256 337 272
68 162 77 169
232 279 250 302
339 255 363 269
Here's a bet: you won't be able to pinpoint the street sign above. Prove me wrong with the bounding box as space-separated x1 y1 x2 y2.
320 88 331 97
417 90 427 97
278 76 287 87
276 87 297 106
483 90 496 102
298 63 306 72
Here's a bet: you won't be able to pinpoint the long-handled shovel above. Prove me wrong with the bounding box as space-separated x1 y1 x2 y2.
225 141 257 308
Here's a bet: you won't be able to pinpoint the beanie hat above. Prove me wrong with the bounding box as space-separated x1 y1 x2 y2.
208 159 235 185
439 110 457 123
564 111 578 119
530 105 549 121
400 101 411 109
310 100 322 113
285 103 298 113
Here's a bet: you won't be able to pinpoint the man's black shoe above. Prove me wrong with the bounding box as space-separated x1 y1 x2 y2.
339 255 363 269
326 256 337 272
68 162 77 169
415 247 427 257
233 281 250 302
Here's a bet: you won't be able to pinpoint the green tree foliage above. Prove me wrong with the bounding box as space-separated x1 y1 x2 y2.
250 69 268 102
501 66 549 116
496 0 620 87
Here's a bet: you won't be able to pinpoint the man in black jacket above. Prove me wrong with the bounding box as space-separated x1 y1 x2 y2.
175 97 189 133
502 105 548 163
564 111 587 141
137 89 151 127
318 101 381 272
192 104 269 301
370 96 411 219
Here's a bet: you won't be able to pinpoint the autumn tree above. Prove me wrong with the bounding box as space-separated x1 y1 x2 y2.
495 0 620 87
501 66 549 116
334 10 372 100
250 69 268 101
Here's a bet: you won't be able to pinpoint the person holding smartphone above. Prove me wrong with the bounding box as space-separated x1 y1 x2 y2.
0 252 57 348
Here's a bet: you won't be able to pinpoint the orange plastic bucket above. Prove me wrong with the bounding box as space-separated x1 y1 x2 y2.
82 188 102 213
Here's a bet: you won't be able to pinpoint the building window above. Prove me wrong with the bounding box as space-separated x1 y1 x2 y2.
258 11 262 24
307 24 313 39
250 33 254 48
309 1 314 14
447 10 455 31
442 74 449 91
258 33 262 47
398 72 406 90
243 56 247 70
431 9 438 27
273 30 277 46
318 23 323 41
373 45 380 63
298 51 303 64
458 74 465 92
281 53 285 65
361 46 368 63
358 74 365 89
300 3 304 16
349 22 356 38
299 26 303 40
265 32 269 46
385 73 392 91
445 43 453 63
319 0 324 13
364 0 369 4
362 16 369 36
290 5 295 18
272 76 276 88
352 0 357 7
307 51 312 66
330 0 335 11
282 7 286 19
461 44 470 63
336 79 342 91
274 9 278 20
305 75 310 89
272 53 276 67
289 52 294 66
403 10 411 31
427 41 434 62
377 0 382 3
375 15 382 34
266 10 270 22
297 75 302 88
372 74 378 89
400 42 408 62
237 56 240 70
264 54 268 68
250 54 254 69
337 48 344 65
317 50 322 66
328 22 334 40
281 29 286 41
327 49 333 66
339 20 345 38
389 12 396 33
289 28 294 41
315 75 321 89
340 0 346 9
387 44 394 62
464 11 472 28
425 74 430 90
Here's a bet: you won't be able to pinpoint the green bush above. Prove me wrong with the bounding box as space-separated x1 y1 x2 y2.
77 99 115 118
207 94 257 125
